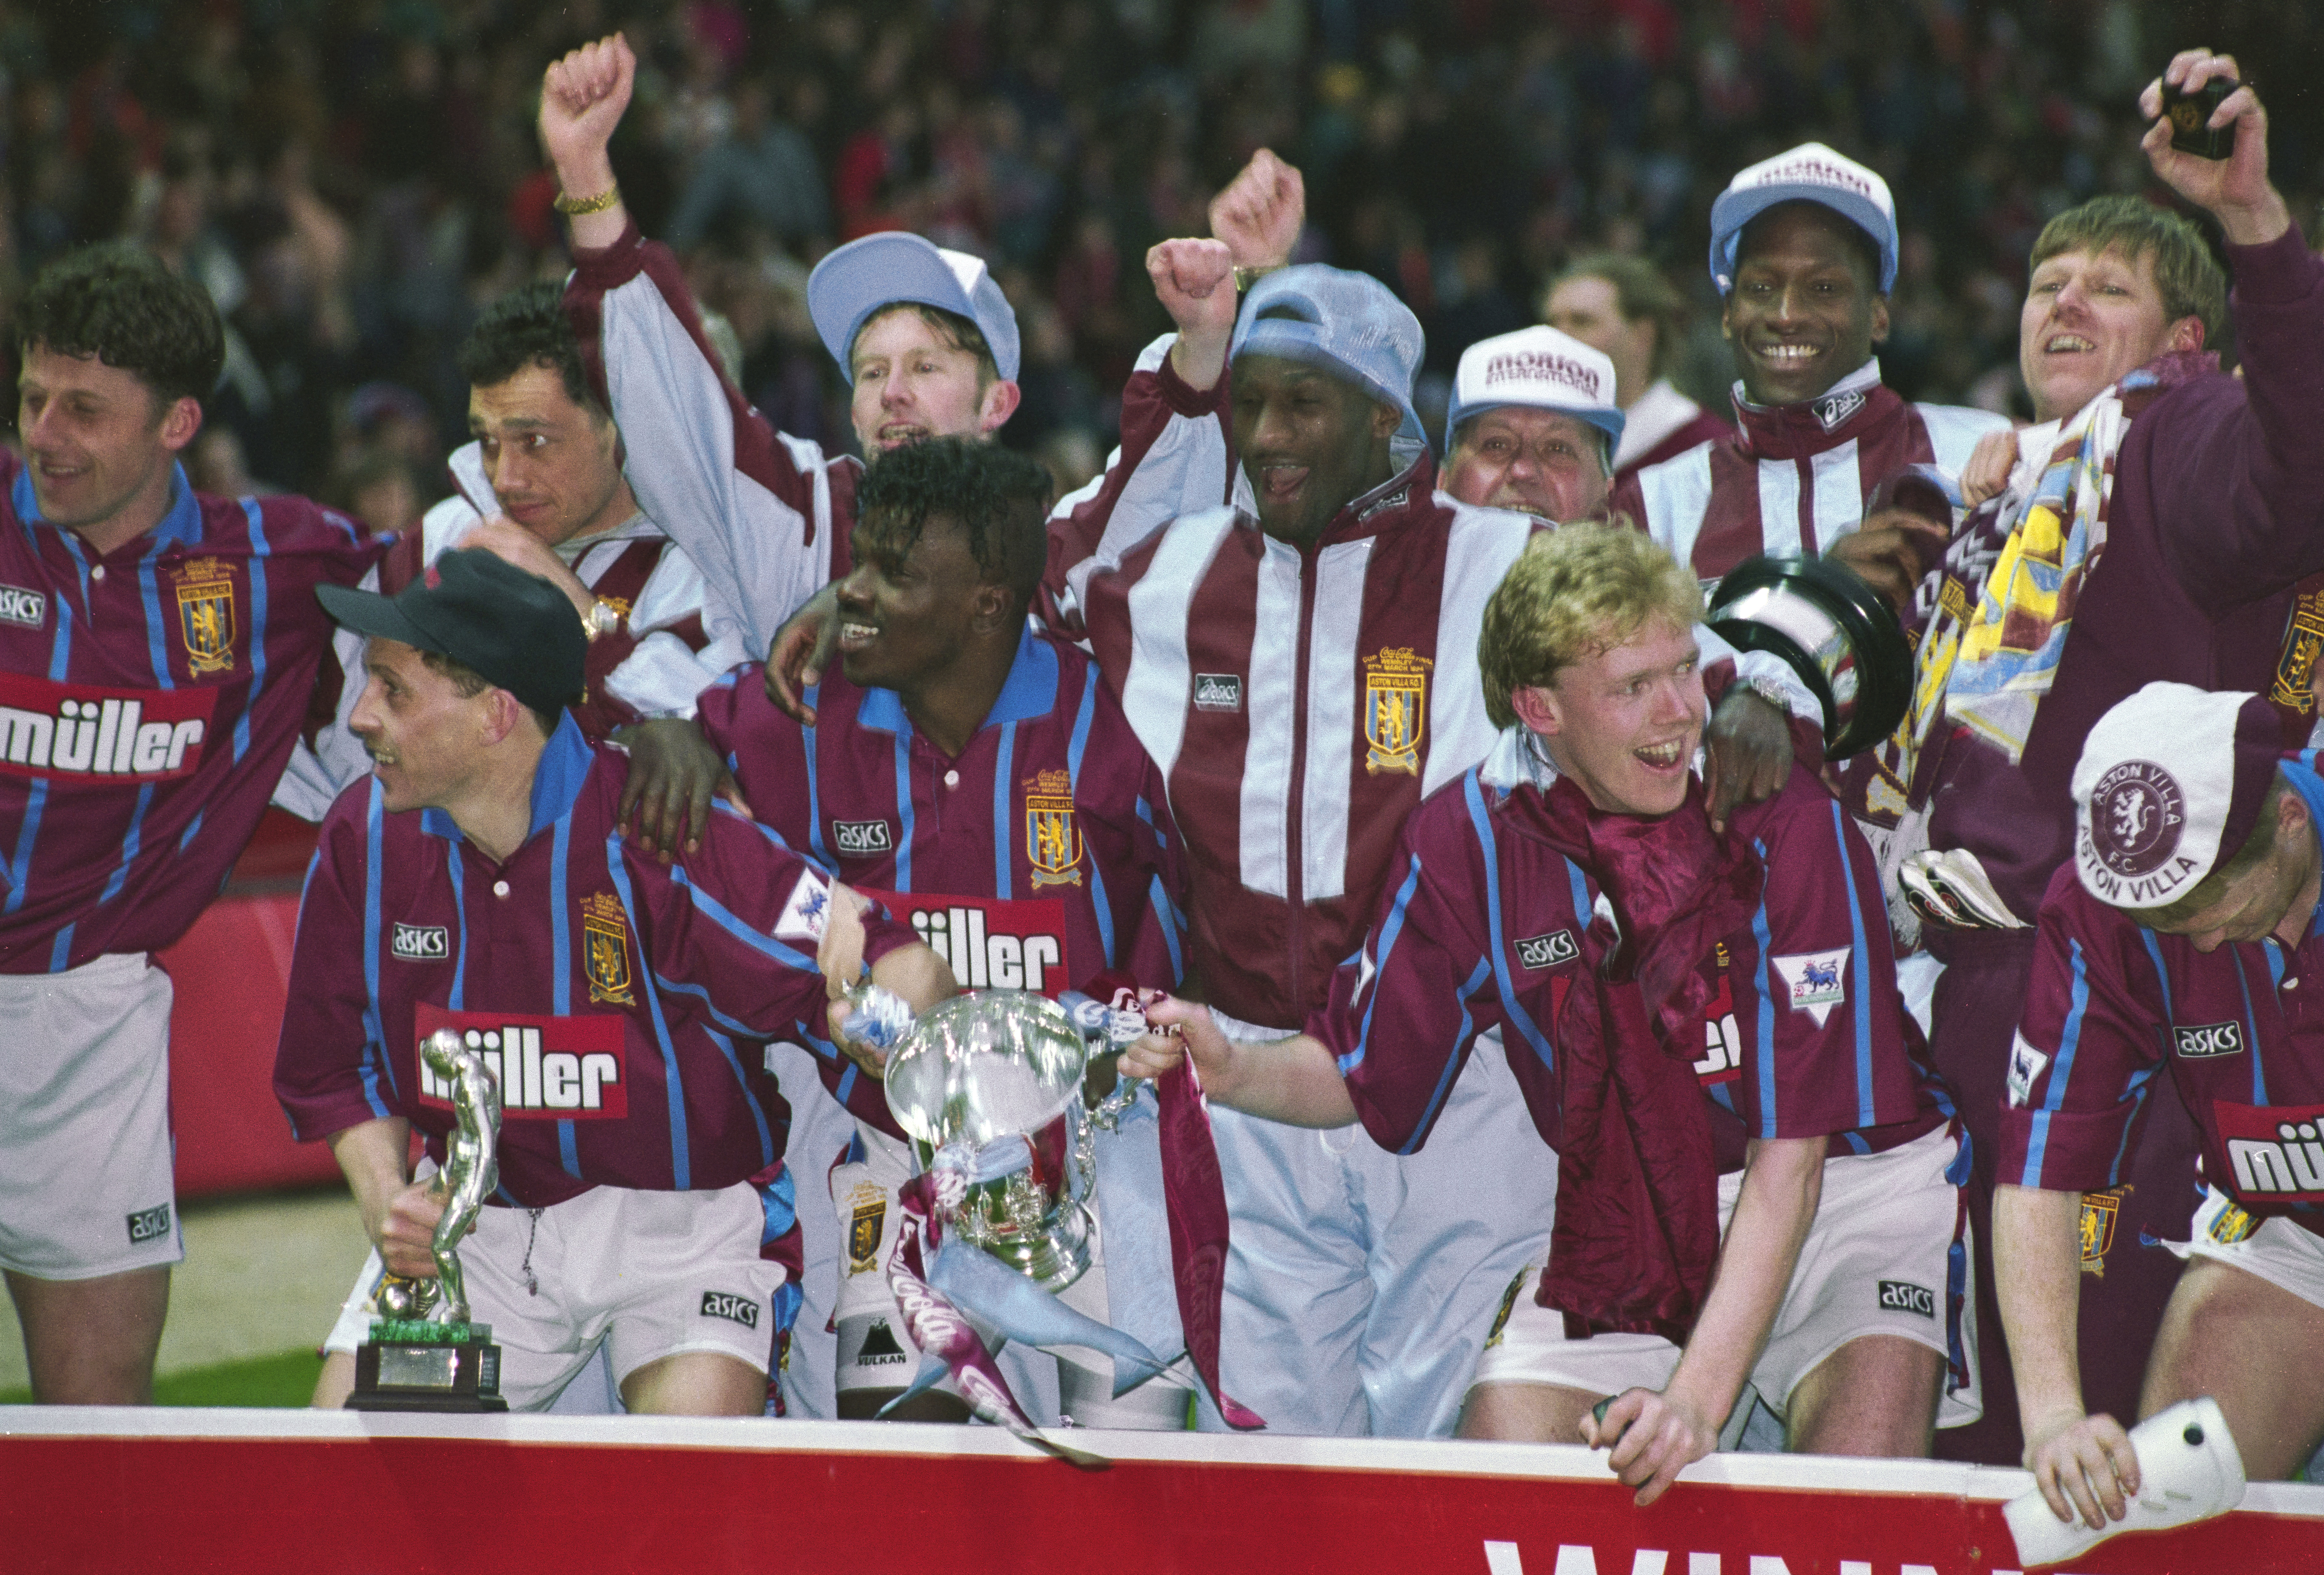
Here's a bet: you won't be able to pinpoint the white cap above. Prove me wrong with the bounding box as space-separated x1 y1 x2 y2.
2071 682 2285 909
1708 142 1898 295
1444 326 1625 450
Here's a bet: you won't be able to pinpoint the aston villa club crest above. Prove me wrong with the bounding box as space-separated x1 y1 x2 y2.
1026 768 1084 889
1363 647 1431 776
581 891 636 1006
2079 1184 2129 1277
171 558 237 676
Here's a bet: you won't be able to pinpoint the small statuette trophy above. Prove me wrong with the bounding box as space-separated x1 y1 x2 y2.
349 1029 508 1412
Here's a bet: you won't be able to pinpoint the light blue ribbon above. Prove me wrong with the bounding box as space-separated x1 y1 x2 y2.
1087 1084 1189 1384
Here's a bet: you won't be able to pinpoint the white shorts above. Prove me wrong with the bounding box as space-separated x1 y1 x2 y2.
0 954 182 1280
324 1175 792 1412
2169 1186 2324 1308
1473 1123 1979 1430
831 1125 1194 1430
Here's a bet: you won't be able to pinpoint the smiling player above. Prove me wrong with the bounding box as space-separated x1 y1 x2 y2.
1123 525 1971 1500
0 243 381 1406
1608 143 2010 585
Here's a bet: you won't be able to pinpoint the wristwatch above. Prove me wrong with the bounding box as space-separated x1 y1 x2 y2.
582 599 623 643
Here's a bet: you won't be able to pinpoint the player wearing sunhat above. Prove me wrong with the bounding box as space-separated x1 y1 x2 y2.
283 548 952 1415
1996 682 2324 1514
1609 142 2010 584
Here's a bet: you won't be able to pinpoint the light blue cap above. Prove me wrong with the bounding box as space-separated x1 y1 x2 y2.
1230 265 1425 441
808 231 1021 383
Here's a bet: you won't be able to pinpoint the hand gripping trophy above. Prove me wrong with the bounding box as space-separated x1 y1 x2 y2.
348 1030 509 1411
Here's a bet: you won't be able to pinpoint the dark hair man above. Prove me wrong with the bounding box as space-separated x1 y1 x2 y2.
1542 255 1733 480
277 282 743 814
1834 48 2324 1468
1607 143 2012 583
1998 684 2324 1514
279 549 951 1415
0 242 382 1405
1126 525 1968 1501
692 438 1199 1426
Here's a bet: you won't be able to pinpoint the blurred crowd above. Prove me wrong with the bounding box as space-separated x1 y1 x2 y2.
2 0 2315 535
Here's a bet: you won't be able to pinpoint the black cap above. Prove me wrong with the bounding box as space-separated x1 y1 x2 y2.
317 547 586 715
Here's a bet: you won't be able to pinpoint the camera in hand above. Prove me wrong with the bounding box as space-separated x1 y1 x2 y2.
2161 76 2238 161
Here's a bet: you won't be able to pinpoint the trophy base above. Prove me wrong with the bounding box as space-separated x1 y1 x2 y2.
972 1200 1094 1291
348 1319 508 1413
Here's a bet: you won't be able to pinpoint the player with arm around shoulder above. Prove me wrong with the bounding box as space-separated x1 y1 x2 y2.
691 438 1193 1427
1996 684 2324 1529
1127 524 1971 1501
280 550 951 1414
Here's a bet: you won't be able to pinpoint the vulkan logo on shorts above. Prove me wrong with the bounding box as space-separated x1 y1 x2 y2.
414 1004 627 1119
2216 1098 2324 1201
0 672 216 782
700 1291 759 1329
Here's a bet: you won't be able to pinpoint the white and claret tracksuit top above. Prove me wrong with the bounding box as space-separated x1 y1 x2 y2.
1609 361 2010 583
1045 339 1816 1033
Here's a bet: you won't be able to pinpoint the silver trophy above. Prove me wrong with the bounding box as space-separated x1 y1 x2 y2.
350 1028 508 1411
1708 553 1914 759
884 992 1106 1289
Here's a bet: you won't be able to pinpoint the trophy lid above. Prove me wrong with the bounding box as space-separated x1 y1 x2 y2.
885 992 1093 1149
1707 553 1913 760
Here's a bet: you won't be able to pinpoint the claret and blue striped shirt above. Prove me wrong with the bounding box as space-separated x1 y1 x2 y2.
273 716 921 1207
2002 753 2324 1236
696 625 1186 1002
0 454 378 971
1322 727 1947 1171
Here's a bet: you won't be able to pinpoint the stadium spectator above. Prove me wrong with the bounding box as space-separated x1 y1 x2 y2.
1540 254 1732 480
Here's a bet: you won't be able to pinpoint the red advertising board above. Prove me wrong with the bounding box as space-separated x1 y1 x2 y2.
3 1410 2319 1574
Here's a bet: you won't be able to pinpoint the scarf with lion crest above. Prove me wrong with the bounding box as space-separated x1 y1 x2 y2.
1847 353 2215 829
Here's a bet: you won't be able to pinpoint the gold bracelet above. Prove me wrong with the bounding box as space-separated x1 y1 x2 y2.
554 185 622 216
1233 264 1280 292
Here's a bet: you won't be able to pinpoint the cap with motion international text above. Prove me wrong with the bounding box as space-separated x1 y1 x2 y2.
808 231 1022 383
1230 265 1425 442
316 547 586 717
1445 325 1625 451
2071 683 2286 910
1708 142 1899 295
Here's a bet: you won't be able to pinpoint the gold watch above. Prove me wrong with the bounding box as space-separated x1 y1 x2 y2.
583 599 623 642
